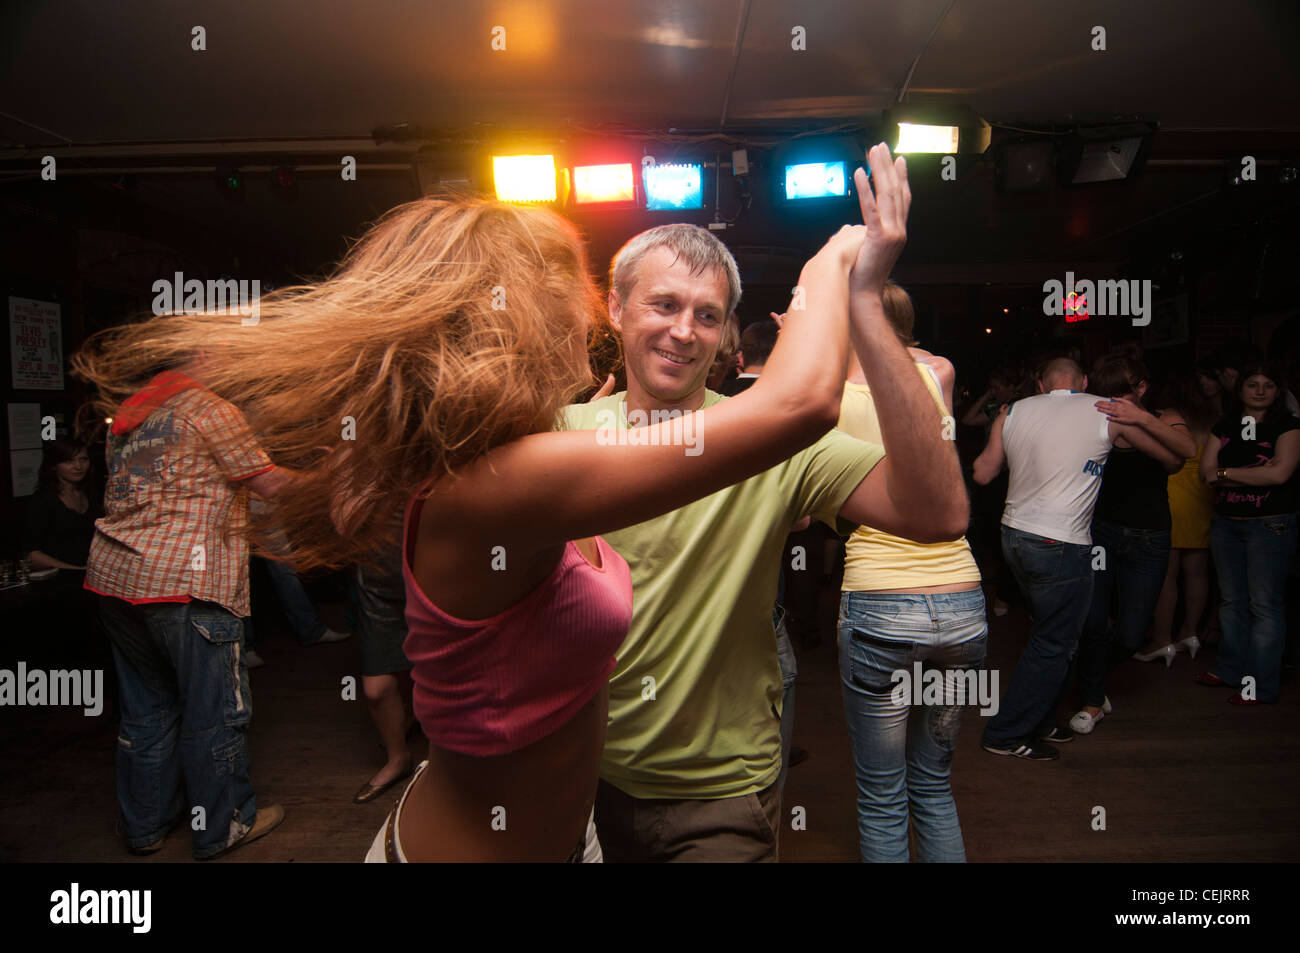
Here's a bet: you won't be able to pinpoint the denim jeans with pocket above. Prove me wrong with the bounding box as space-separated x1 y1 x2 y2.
983 525 1094 746
1077 520 1171 706
837 587 987 862
99 596 256 858
1210 513 1297 703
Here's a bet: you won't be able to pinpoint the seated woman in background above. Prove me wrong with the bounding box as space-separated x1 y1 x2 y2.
23 436 101 571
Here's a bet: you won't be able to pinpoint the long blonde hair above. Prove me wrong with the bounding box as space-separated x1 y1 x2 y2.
73 195 603 570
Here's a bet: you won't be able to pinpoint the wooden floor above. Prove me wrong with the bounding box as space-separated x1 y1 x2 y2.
2 587 1298 863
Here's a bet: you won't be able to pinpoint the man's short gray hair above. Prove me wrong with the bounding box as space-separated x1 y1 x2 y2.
609 224 742 316
1039 357 1085 390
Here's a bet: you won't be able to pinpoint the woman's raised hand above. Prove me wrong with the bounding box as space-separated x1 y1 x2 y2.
848 143 911 298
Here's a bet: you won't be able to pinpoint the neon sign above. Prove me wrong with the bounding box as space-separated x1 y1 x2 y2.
1064 292 1090 323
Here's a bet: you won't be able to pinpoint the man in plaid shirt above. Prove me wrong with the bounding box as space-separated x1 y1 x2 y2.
88 366 291 859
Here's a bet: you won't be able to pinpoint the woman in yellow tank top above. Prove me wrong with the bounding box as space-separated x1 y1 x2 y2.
835 282 985 863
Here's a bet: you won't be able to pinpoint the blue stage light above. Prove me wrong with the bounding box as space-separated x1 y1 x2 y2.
784 161 849 200
644 163 704 210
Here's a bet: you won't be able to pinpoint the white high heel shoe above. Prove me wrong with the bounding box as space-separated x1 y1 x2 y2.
1174 635 1202 659
1134 644 1176 667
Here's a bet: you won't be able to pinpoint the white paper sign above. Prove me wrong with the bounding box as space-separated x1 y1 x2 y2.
9 296 64 390
7 403 42 450
10 448 42 497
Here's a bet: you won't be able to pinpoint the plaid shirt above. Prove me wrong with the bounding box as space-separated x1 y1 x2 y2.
86 387 272 617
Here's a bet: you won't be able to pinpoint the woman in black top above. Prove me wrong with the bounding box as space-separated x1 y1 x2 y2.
1197 364 1300 704
1071 358 1196 735
23 437 101 570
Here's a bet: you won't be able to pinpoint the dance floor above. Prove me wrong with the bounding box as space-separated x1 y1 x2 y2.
2 585 1297 863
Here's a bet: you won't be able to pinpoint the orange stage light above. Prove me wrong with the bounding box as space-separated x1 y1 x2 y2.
573 163 635 204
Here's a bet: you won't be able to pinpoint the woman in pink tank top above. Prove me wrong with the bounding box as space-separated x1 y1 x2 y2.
77 145 915 860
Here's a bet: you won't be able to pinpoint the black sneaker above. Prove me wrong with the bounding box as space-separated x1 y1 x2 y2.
982 739 1060 761
1040 726 1075 744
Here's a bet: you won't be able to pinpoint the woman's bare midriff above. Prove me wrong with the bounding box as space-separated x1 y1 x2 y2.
395 683 608 861
868 581 982 594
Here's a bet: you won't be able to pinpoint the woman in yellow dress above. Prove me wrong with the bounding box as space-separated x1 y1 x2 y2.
1144 367 1222 661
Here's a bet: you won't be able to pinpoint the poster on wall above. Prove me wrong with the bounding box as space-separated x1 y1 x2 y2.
8 402 42 497
8 402 42 450
10 447 41 497
9 296 64 390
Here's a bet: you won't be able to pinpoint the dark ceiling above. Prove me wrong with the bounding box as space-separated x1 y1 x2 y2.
2 0 1298 304
5 0 1298 138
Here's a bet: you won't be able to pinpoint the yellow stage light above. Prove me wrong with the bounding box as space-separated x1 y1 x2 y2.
493 154 557 202
895 123 961 154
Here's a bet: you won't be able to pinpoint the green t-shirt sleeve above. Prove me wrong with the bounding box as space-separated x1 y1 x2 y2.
792 428 884 535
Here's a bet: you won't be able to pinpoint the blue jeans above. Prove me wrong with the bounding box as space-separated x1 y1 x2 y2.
983 526 1094 746
1077 521 1171 706
99 597 257 858
774 608 797 798
1210 514 1297 703
837 588 987 863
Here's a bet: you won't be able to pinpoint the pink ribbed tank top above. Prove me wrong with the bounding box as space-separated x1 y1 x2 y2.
402 495 633 756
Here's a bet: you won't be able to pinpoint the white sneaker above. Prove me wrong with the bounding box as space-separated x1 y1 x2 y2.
1069 707 1104 734
245 648 266 669
313 628 352 645
1102 696 1113 714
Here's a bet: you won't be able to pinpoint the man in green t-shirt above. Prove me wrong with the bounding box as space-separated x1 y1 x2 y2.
563 167 966 861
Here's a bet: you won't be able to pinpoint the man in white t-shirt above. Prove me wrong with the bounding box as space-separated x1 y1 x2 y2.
972 358 1166 760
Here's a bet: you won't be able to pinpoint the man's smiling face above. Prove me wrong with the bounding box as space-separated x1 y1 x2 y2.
609 245 729 408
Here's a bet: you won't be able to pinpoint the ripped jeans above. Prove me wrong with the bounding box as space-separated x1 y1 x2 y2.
837 588 987 863
99 597 256 859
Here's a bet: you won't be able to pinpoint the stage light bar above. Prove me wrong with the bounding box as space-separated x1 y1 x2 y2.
644 163 703 210
883 105 990 155
784 160 849 200
1071 136 1145 184
998 139 1057 193
492 154 557 203
573 163 635 204
895 123 961 155
1058 123 1156 187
